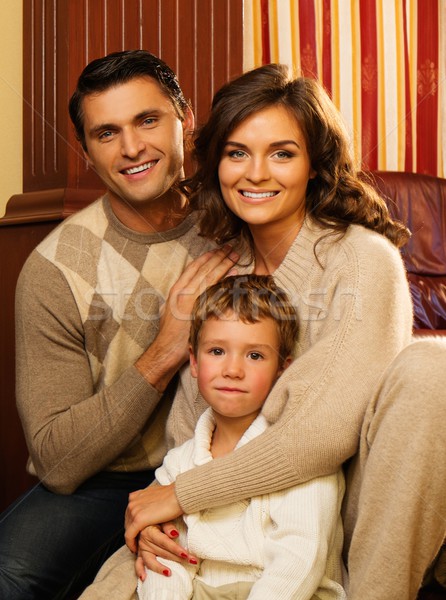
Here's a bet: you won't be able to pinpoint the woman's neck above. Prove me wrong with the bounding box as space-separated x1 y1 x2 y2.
251 219 304 275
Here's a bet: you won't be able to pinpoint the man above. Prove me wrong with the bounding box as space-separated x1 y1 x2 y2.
0 50 237 600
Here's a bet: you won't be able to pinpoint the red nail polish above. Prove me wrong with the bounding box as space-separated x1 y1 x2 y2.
189 558 198 565
163 569 170 577
170 529 179 537
180 552 187 558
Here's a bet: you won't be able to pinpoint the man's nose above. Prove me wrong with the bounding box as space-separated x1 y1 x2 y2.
121 129 145 158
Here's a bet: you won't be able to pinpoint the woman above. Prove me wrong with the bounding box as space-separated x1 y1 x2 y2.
124 65 446 599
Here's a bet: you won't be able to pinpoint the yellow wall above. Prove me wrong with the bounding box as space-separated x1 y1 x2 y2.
0 1 22 218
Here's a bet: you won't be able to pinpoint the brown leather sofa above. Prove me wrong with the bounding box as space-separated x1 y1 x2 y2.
366 170 446 336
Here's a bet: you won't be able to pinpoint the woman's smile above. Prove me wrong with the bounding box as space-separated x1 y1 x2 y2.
218 104 315 234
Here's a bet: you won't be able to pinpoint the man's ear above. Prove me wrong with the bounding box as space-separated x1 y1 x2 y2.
189 345 198 378
182 107 195 136
82 146 94 168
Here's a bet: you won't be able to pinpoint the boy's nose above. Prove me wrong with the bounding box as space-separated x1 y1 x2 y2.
222 357 244 378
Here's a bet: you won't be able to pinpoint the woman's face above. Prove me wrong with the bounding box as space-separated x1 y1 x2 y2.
218 104 315 234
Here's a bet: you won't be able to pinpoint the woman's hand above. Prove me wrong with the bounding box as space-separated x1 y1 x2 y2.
135 523 198 580
125 483 183 553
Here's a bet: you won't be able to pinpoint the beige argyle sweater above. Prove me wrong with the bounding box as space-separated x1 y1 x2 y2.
15 196 215 494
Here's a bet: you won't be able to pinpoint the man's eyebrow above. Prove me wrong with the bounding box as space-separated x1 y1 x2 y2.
88 109 163 137
88 122 116 137
134 108 163 120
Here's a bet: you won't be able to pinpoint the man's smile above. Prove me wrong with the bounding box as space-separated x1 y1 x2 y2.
121 160 158 175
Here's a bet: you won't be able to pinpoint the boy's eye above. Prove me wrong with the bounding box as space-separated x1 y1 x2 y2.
248 352 263 361
209 348 224 356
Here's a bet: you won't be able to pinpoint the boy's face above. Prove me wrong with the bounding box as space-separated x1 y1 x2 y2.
81 76 193 216
190 316 289 422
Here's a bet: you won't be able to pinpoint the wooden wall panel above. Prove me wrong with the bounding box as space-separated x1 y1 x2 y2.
22 0 244 200
0 0 243 511
0 220 61 512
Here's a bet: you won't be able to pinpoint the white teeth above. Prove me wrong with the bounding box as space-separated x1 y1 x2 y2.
124 161 156 175
242 191 276 199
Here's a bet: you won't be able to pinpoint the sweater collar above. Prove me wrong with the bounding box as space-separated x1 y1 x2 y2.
102 195 200 245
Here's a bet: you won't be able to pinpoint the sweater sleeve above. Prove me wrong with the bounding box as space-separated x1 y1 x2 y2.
175 230 413 513
15 252 162 494
248 472 346 599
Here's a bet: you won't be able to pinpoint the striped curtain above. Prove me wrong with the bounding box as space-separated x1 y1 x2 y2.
243 0 445 178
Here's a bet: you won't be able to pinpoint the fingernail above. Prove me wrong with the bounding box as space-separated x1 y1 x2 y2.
170 529 179 537
229 251 239 262
163 569 170 577
189 558 198 565
180 552 188 558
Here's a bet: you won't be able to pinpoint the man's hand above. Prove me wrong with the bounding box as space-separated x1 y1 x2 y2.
125 483 183 553
136 245 238 392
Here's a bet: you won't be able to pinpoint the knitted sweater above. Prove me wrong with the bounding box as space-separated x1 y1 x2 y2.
15 197 215 494
138 408 346 600
168 217 414 513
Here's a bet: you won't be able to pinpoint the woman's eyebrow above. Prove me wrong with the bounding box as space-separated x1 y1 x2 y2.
224 141 248 148
224 140 301 149
269 140 300 148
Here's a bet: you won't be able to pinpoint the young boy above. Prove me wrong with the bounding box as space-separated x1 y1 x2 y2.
137 274 346 600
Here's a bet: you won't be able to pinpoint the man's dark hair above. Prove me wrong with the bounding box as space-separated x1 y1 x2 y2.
69 49 190 150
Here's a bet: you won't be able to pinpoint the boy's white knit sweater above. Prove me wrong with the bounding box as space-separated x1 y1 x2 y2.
138 408 346 600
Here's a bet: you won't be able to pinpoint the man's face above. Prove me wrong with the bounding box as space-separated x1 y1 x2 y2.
82 76 192 214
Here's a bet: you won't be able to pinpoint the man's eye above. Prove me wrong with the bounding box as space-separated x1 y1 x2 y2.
98 131 113 141
143 117 156 126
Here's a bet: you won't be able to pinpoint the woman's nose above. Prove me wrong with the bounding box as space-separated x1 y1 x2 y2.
245 158 269 183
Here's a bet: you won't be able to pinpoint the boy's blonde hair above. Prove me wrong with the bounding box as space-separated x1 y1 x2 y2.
190 275 299 365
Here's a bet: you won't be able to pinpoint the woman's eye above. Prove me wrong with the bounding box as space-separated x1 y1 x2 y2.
274 150 293 159
228 150 247 159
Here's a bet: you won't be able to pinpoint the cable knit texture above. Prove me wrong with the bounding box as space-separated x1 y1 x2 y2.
138 408 346 599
